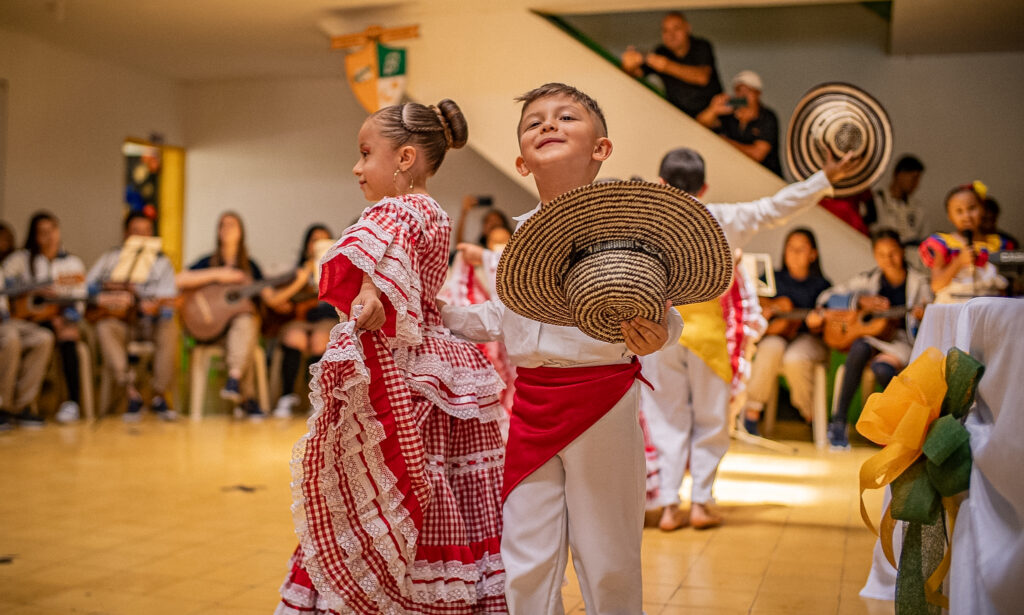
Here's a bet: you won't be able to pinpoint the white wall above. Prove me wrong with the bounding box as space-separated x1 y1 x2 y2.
181 76 538 274
563 4 1024 247
0 27 183 264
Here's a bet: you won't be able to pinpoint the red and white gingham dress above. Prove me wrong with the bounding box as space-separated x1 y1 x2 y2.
275 194 508 615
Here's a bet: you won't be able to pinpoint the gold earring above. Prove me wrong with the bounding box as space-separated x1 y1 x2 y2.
408 175 415 191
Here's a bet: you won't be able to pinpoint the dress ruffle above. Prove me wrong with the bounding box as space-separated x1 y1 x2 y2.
279 194 507 614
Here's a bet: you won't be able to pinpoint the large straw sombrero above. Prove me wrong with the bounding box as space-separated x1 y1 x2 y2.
496 181 733 343
786 82 892 198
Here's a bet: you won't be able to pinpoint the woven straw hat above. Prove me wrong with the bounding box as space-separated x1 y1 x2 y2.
496 181 733 343
786 82 892 198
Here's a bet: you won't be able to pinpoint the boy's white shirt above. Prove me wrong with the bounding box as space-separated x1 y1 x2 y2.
441 204 683 368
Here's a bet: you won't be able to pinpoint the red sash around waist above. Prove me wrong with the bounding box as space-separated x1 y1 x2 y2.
501 359 650 501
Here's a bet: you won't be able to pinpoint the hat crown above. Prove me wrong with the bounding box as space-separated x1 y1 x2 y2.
564 250 667 343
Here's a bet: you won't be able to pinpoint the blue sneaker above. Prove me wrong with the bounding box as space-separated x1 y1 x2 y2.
743 415 760 436
124 396 144 423
151 396 177 421
234 398 265 421
828 421 850 450
220 377 242 403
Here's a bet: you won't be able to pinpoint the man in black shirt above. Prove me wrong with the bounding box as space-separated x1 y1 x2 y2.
697 70 782 177
621 12 722 118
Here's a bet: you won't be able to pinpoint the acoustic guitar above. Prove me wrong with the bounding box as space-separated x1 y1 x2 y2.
759 296 819 340
180 271 296 342
259 290 321 338
822 306 909 351
4 276 87 322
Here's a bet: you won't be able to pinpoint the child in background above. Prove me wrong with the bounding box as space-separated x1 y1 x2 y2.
920 182 1009 304
276 99 507 615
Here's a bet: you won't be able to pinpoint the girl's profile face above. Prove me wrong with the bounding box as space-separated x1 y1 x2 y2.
946 191 982 234
353 119 401 202
784 233 817 273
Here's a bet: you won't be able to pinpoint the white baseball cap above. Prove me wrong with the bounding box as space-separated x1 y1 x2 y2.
732 70 763 92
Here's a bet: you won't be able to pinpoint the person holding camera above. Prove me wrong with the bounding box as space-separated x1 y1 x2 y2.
697 70 781 177
620 12 722 118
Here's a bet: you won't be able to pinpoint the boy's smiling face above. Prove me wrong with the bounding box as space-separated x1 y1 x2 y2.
515 94 611 193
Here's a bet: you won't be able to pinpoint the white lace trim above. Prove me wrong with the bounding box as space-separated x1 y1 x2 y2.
291 320 420 614
424 449 505 476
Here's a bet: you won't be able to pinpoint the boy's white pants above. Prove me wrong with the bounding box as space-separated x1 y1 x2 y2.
640 345 731 507
502 383 644 615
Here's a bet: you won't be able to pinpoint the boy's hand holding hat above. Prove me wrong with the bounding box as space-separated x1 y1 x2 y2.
497 180 733 344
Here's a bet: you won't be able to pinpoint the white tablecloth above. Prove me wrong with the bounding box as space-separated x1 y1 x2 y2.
860 298 1024 612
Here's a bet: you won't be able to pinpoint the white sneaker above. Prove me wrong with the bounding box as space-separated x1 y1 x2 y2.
273 394 298 419
56 401 81 423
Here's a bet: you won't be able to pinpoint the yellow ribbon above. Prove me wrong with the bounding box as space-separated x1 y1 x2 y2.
856 347 948 534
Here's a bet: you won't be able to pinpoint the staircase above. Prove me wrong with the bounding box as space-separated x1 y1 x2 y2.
396 4 873 281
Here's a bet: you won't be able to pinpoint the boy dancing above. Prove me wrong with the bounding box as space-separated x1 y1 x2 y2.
442 84 732 614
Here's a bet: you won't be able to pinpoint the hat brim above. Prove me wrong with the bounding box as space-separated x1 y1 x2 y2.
785 82 893 198
496 181 733 339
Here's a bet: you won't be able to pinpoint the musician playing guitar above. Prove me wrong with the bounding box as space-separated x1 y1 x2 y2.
88 212 179 421
818 229 932 448
267 224 336 419
743 228 831 436
3 212 88 426
176 211 301 419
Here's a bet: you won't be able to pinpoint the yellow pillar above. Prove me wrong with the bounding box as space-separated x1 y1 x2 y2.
158 145 185 270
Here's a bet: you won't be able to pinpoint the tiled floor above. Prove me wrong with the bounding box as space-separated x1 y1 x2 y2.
0 416 893 614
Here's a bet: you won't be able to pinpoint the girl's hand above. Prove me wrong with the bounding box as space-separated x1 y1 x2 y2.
622 301 671 356
956 247 976 269
351 274 385 331
805 309 825 330
217 268 246 284
457 243 485 266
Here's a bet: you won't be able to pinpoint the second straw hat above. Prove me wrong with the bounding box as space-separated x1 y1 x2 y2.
496 180 733 343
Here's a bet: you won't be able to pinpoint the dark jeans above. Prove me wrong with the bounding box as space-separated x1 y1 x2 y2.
832 338 898 426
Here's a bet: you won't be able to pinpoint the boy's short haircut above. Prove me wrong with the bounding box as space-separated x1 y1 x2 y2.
659 147 705 194
515 83 608 137
894 155 924 175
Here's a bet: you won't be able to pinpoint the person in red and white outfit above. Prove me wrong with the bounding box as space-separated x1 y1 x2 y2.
275 99 507 614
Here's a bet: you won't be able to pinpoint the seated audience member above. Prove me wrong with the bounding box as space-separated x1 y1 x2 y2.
268 224 336 419
87 212 178 421
869 155 926 245
1 263 56 431
3 212 88 425
742 228 831 435
818 229 932 449
620 11 722 118
920 182 1009 304
980 196 1019 250
0 222 15 263
175 211 269 419
697 70 781 176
